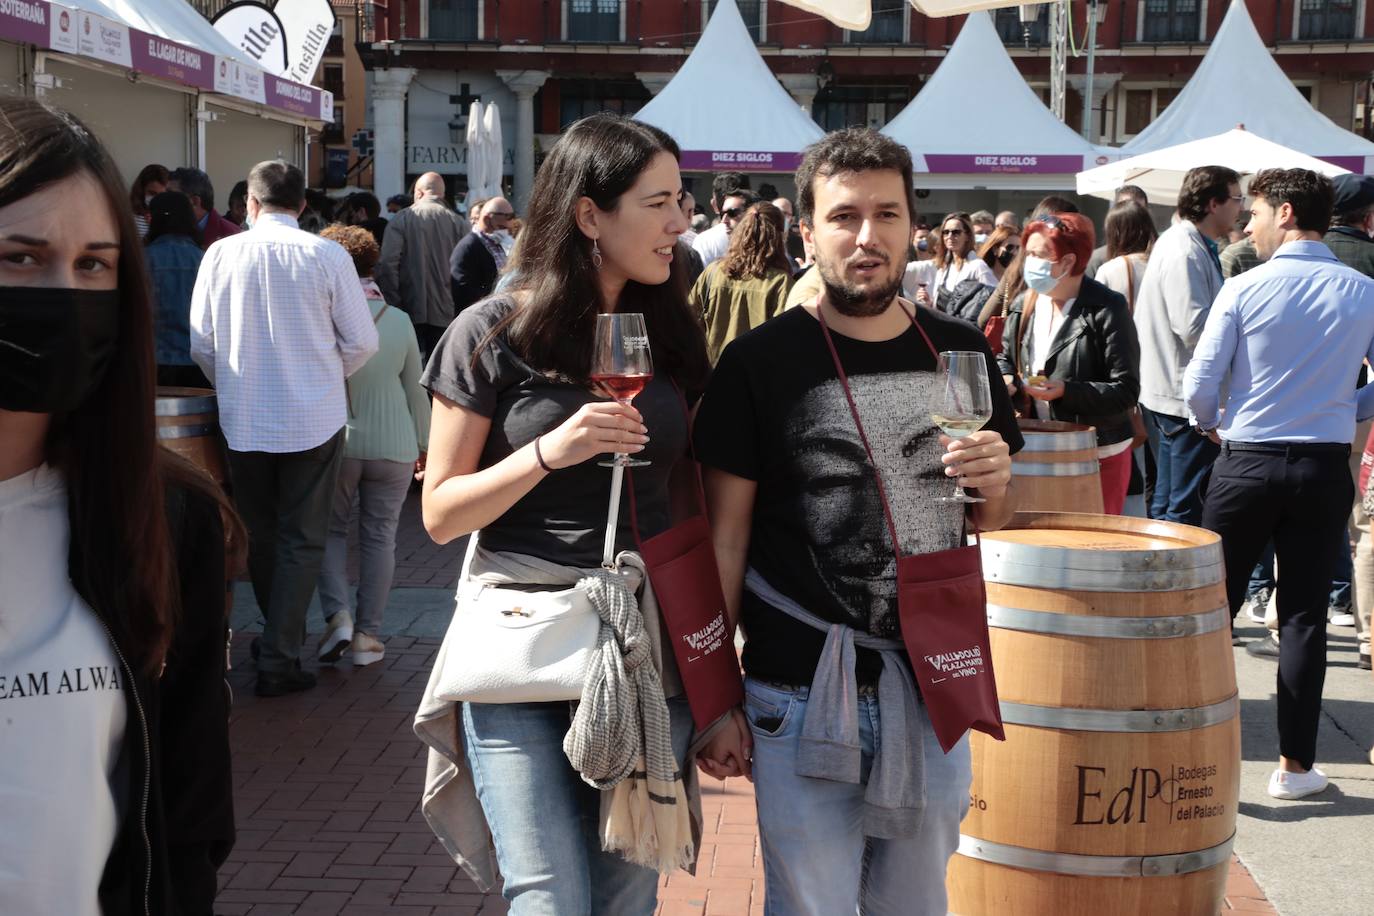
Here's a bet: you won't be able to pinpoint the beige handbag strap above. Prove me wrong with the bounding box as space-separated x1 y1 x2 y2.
1124 256 1137 314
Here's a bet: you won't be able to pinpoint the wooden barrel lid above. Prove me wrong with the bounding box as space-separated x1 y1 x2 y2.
155 386 217 417
982 513 1223 592
1016 419 1097 452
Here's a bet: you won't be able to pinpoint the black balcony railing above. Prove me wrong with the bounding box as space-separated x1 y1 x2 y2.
995 7 1049 46
430 0 480 41
1141 0 1200 42
188 0 235 20
1299 0 1357 40
847 3 905 43
567 0 622 41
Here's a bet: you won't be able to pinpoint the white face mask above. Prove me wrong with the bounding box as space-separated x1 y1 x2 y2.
1022 255 1063 295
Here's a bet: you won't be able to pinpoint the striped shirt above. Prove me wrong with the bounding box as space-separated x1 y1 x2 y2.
189 212 378 453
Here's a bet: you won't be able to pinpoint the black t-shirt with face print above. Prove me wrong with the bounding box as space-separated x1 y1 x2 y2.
693 305 1023 686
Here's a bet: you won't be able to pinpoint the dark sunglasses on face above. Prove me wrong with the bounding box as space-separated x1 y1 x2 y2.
488 210 515 219
723 207 746 220
942 228 965 237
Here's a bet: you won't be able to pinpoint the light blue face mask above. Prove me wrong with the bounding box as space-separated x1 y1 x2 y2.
1022 255 1063 295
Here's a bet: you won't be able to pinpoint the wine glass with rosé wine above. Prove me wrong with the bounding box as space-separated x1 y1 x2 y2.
591 312 654 469
931 350 993 504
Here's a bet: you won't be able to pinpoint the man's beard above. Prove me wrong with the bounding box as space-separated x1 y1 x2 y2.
815 251 904 318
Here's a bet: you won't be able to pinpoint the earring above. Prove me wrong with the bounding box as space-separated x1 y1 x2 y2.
591 239 603 269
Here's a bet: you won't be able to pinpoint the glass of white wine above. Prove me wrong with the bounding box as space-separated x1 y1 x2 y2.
931 350 993 504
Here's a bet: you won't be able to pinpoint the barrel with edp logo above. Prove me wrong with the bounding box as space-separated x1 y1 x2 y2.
947 512 1239 916
1012 419 1104 514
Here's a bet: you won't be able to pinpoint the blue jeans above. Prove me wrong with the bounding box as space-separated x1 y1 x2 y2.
744 677 971 916
462 695 692 916
1144 408 1220 525
1247 530 1354 607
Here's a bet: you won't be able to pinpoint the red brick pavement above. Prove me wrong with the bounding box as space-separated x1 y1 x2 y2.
223 628 1274 915
221 499 1275 915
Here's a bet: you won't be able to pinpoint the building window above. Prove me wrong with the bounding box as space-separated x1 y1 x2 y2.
558 79 650 129
567 0 622 42
322 104 345 143
1299 0 1356 39
429 0 479 41
812 85 909 132
996 6 1049 45
1120 85 1181 137
707 0 763 43
1141 0 1200 42
323 64 344 100
846 3 907 43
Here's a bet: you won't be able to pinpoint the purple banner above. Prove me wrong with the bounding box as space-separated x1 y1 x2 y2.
923 154 1089 174
1320 155 1367 172
266 74 319 117
0 0 50 46
131 30 212 90
680 150 802 173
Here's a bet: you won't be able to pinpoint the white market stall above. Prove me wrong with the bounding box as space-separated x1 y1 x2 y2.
882 11 1103 193
634 0 823 178
1078 127 1351 207
1121 0 1374 173
0 0 332 192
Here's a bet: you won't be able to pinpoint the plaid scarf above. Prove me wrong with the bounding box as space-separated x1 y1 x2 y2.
563 567 693 873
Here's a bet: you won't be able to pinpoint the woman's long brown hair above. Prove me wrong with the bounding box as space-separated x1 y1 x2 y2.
0 99 242 675
932 212 975 271
720 201 791 281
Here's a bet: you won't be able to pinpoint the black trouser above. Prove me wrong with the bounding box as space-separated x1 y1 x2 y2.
227 429 345 674
1201 441 1352 770
415 323 447 365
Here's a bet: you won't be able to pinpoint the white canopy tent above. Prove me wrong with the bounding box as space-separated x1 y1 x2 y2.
1122 0 1374 173
64 0 251 62
881 12 1103 190
1078 128 1351 207
634 0 822 173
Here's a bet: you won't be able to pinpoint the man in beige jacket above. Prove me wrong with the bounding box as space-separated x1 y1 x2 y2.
375 172 470 360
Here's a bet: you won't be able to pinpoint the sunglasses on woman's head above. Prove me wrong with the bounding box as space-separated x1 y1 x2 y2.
1035 214 1066 230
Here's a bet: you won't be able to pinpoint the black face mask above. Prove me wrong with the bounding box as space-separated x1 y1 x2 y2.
997 248 1018 268
0 287 120 414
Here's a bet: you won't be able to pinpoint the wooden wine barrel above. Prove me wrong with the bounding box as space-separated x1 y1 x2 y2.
1012 420 1104 514
155 387 227 485
948 512 1239 916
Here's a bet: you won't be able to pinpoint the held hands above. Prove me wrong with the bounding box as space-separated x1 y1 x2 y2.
695 707 754 782
941 430 1011 500
1024 378 1066 402
538 402 649 470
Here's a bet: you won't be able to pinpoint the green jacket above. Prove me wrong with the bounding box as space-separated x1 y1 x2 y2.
1323 227 1374 280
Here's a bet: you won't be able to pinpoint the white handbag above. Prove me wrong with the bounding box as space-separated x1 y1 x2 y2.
433 540 602 704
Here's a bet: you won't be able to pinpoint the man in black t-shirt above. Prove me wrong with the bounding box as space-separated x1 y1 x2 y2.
693 129 1021 916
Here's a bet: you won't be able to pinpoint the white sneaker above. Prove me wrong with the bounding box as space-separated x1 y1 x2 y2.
351 632 386 667
1267 766 1329 800
1243 588 1272 624
1330 610 1356 627
317 612 354 663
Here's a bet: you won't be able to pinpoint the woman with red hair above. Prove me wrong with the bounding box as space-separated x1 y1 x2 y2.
996 212 1142 513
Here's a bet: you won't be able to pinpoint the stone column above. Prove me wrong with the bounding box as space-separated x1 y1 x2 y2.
777 73 821 121
371 67 416 202
497 70 551 214
1068 73 1121 144
635 72 673 96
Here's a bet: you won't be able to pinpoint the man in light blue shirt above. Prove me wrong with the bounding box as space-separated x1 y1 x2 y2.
1185 168 1374 802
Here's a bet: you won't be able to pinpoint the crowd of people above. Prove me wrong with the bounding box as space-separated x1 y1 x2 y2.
3 90 1374 916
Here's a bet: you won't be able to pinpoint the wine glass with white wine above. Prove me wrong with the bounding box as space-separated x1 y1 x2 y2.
932 351 993 504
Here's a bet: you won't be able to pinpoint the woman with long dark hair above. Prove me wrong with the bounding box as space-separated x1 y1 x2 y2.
415 113 710 914
129 162 168 240
0 99 240 915
690 200 794 363
145 190 209 389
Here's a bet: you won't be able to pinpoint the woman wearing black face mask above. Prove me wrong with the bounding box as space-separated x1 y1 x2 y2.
977 225 1020 283
0 98 242 916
